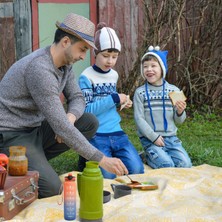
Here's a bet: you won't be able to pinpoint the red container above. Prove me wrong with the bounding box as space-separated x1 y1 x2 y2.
0 169 7 189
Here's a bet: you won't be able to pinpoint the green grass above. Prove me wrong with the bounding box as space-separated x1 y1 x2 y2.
49 109 222 175
177 113 222 166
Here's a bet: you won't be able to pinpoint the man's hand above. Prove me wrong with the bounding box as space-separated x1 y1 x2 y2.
55 134 63 143
99 156 128 176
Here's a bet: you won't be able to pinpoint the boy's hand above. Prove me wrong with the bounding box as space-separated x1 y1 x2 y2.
124 98 133 108
175 100 186 115
119 94 132 110
118 93 128 105
154 136 165 147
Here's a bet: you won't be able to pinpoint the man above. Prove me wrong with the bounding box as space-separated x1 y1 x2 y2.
0 13 128 198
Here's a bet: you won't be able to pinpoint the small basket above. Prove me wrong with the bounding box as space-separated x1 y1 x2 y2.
0 169 7 189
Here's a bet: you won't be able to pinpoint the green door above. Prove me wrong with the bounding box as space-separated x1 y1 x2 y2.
32 0 97 77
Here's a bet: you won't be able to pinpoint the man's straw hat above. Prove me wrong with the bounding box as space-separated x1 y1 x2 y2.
56 13 96 49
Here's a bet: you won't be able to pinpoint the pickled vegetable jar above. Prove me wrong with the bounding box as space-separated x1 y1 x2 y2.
8 146 28 176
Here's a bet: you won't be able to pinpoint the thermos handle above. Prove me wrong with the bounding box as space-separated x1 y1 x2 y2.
110 184 116 192
77 173 82 195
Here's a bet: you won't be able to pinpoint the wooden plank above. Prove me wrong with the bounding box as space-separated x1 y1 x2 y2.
38 0 88 2
98 0 143 86
0 1 15 80
0 17 15 80
0 0 13 3
14 0 32 60
137 0 144 46
31 0 39 50
0 1 13 17
89 0 97 65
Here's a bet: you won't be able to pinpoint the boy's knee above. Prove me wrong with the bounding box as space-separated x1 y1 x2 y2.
178 160 192 168
158 162 175 168
101 169 116 179
130 162 144 174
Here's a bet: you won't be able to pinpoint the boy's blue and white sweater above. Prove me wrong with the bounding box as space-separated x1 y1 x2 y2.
79 66 123 135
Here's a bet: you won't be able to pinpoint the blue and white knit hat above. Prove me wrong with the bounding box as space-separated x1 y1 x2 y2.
94 22 121 55
141 46 168 78
142 46 169 132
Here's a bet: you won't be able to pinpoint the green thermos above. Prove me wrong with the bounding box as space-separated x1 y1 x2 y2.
77 161 103 222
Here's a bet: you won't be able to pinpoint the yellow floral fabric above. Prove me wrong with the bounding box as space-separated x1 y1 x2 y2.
7 164 222 222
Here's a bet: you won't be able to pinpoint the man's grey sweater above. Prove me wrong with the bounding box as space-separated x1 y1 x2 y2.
0 46 103 162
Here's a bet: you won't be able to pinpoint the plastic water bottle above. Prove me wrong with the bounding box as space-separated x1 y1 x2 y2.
64 173 76 220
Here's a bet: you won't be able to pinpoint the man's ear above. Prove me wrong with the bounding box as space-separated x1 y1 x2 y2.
61 36 71 48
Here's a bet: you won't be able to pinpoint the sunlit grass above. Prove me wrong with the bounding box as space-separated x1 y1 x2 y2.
50 108 222 175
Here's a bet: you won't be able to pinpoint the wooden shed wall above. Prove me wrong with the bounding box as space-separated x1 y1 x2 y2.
98 0 145 91
0 0 98 80
0 0 31 80
0 0 144 84
0 0 15 80
14 0 32 60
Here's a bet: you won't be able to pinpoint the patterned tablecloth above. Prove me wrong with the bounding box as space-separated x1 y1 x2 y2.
7 164 222 222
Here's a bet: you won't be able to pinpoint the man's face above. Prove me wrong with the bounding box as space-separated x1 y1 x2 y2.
64 40 89 65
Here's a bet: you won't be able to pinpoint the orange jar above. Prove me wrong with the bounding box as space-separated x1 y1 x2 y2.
8 146 28 176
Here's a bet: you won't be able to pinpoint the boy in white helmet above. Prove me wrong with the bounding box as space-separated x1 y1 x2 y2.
133 46 192 169
78 23 144 178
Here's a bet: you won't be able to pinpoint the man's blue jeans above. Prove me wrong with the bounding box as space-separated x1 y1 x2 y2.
140 136 192 169
89 134 144 179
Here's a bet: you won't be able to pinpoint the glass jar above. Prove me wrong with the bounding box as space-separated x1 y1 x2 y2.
8 146 28 176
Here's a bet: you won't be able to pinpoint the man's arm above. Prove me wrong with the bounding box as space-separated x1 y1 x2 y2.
62 68 86 121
